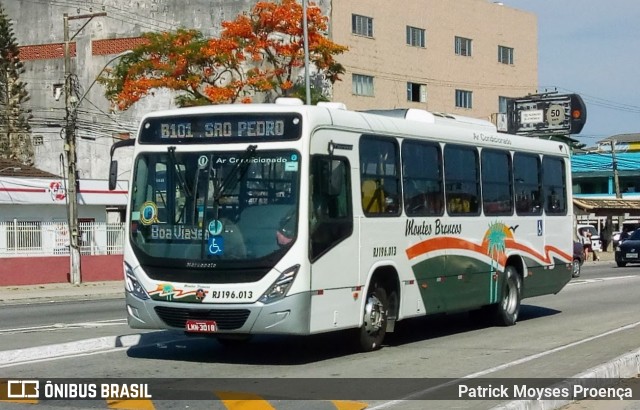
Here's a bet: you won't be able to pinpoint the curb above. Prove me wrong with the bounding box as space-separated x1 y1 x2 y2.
494 347 640 409
0 331 188 367
0 335 141 366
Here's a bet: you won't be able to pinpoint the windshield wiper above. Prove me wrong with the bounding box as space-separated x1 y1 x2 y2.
213 144 257 202
167 146 192 198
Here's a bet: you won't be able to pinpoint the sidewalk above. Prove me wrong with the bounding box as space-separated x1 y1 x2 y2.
0 280 124 304
588 249 615 263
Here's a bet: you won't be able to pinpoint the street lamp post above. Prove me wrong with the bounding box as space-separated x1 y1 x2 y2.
65 50 133 285
302 0 311 105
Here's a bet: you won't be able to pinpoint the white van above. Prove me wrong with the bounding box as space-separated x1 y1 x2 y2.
577 224 602 252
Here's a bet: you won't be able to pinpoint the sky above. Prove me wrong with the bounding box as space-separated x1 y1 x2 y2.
499 0 640 147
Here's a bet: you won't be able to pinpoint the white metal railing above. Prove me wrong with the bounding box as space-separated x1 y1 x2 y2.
0 221 125 257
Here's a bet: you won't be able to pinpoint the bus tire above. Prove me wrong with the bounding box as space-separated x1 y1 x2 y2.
357 286 388 352
492 266 521 326
572 258 581 278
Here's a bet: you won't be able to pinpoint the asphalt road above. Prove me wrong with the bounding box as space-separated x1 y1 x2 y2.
1 262 639 410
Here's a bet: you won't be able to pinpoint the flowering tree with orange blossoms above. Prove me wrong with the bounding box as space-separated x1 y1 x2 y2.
100 29 246 110
101 0 347 110
221 0 347 102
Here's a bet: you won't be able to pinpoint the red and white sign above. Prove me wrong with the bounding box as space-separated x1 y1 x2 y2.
0 177 128 205
49 181 66 201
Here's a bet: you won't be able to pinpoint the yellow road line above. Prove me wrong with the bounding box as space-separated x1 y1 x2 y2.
0 399 39 404
0 381 38 404
331 400 369 410
216 391 276 410
107 399 156 409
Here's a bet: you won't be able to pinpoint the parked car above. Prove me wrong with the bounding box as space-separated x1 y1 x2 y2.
576 224 602 252
573 241 584 277
615 229 640 267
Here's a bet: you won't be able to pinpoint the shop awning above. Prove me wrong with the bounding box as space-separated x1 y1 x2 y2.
573 198 640 216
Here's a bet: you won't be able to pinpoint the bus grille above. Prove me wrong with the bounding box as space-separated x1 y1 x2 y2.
154 306 251 330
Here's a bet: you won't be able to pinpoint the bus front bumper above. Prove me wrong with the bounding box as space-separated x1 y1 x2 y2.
125 291 312 335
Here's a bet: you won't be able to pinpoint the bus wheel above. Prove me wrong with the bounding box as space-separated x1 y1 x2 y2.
493 266 521 326
357 286 388 352
572 259 581 278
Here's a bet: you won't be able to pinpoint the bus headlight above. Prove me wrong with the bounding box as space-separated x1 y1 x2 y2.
124 262 149 300
259 264 300 304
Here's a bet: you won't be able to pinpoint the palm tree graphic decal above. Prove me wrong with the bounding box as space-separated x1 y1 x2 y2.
485 221 508 303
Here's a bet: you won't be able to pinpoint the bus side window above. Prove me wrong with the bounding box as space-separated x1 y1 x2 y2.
310 155 353 261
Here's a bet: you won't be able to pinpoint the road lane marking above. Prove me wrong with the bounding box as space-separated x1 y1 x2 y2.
0 319 127 334
367 320 640 409
107 399 155 409
216 391 276 410
331 400 369 410
568 275 637 286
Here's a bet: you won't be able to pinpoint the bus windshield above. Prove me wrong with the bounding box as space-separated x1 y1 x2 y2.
129 149 300 264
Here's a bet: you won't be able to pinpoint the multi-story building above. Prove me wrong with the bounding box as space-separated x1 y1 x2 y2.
330 0 538 118
3 0 537 180
571 134 640 231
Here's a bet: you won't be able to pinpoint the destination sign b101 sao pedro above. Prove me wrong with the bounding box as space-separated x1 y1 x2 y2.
139 113 303 144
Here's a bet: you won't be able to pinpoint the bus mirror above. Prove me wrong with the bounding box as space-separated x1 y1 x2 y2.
108 160 118 191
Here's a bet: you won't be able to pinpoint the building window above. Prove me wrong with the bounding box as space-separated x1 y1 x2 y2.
498 45 514 64
406 26 425 48
455 36 472 56
407 82 426 102
352 14 373 37
455 89 472 108
498 96 509 113
353 74 374 96
33 135 44 146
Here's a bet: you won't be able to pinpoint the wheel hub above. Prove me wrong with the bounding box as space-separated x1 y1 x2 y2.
364 294 385 333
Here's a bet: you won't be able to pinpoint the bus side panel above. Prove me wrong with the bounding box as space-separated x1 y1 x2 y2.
442 254 496 311
521 257 572 298
308 231 362 333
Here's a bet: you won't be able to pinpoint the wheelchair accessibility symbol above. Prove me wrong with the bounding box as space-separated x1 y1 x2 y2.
208 236 224 255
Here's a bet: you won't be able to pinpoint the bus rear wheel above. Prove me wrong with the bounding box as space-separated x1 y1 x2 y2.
492 266 521 326
357 286 388 352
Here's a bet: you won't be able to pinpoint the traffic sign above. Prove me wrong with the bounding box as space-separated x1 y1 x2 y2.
505 93 587 136
546 103 565 126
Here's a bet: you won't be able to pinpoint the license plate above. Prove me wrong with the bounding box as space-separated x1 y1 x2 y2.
626 253 638 259
185 320 217 333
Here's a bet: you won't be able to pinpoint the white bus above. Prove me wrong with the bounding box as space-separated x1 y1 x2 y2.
109 99 574 351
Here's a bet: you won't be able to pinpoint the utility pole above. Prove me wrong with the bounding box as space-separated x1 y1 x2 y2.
610 139 624 232
302 0 311 105
610 140 622 199
63 11 106 285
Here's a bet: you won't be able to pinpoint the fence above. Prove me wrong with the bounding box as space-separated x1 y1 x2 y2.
0 221 125 257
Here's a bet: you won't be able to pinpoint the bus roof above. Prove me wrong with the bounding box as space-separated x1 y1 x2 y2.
137 100 570 157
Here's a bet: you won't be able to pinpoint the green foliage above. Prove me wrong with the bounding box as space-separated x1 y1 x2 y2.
0 1 33 165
